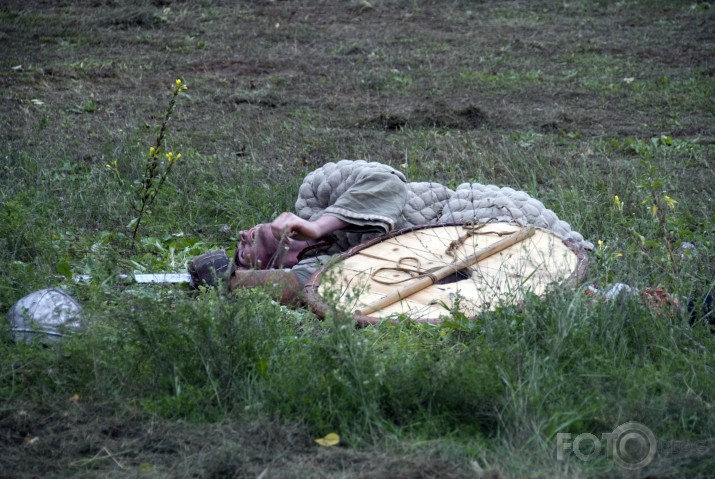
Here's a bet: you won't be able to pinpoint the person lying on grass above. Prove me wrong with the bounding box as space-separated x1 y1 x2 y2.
191 160 593 305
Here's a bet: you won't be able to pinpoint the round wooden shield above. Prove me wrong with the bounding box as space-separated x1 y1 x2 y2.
304 222 589 326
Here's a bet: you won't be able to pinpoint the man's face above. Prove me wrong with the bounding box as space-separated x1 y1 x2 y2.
235 224 281 269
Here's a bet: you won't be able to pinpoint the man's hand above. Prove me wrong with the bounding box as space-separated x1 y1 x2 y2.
270 212 320 240
269 212 348 241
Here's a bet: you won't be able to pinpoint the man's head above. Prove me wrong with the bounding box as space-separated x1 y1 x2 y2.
235 224 283 270
234 220 317 271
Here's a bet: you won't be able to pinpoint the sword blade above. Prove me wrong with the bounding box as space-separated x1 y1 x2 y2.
133 273 193 284
74 273 194 286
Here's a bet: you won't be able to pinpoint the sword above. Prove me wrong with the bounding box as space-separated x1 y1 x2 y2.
74 273 195 287
73 249 232 287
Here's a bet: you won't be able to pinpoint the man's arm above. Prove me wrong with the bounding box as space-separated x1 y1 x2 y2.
227 268 304 306
269 212 348 241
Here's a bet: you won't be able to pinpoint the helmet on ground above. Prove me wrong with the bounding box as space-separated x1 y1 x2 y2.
7 288 83 343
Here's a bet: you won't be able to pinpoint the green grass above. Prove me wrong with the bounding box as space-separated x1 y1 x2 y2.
2 120 714 478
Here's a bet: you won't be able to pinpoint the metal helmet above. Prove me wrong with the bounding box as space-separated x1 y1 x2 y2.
7 288 83 343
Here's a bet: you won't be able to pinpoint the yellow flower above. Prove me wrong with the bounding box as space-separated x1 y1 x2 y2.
663 195 678 209
149 146 156 155
598 239 604 248
175 78 188 92
166 151 181 164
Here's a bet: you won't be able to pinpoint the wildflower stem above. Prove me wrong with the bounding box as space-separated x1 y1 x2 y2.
131 80 186 247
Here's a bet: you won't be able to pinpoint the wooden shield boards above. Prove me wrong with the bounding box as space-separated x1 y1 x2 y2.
304 222 588 325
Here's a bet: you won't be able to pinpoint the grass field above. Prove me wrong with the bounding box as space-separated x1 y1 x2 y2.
1 1 714 477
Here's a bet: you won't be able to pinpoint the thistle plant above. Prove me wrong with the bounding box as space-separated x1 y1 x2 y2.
130 78 188 246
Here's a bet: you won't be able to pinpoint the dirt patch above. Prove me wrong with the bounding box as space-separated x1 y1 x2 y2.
1 403 487 479
359 101 489 131
2 0 712 164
